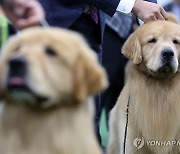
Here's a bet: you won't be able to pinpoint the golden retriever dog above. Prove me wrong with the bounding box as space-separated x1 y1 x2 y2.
107 20 180 154
0 27 108 154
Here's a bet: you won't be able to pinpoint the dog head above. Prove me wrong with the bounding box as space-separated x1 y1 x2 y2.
122 20 180 78
0 27 108 107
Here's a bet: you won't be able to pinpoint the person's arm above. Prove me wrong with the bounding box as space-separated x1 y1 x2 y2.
1 0 44 30
87 0 168 22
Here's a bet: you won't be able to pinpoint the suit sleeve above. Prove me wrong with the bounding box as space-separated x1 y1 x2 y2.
88 0 157 16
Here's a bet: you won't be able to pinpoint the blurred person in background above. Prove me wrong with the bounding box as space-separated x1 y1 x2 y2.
163 0 180 21
0 0 168 145
101 13 132 124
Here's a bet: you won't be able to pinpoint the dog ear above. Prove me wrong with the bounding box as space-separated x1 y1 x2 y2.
73 47 108 103
167 12 179 24
122 31 142 64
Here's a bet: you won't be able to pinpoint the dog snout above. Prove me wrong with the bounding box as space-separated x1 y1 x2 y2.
8 57 27 77
161 49 174 61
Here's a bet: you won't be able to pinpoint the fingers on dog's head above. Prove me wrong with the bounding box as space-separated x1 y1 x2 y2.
122 31 142 64
73 45 108 103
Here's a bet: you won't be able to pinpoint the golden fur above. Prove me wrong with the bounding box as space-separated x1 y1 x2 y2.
167 12 179 24
0 27 108 154
107 20 180 154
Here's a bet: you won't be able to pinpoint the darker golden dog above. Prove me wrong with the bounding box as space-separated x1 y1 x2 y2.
108 20 180 154
0 27 108 154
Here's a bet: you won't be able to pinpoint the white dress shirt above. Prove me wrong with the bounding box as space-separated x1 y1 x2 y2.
117 0 136 14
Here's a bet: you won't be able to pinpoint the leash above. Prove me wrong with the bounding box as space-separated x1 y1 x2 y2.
123 94 130 154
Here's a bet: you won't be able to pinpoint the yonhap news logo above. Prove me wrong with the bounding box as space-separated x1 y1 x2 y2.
133 137 180 150
133 137 145 150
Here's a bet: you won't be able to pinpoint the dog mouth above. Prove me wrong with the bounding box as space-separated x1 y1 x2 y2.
148 62 177 78
6 76 48 106
158 63 174 73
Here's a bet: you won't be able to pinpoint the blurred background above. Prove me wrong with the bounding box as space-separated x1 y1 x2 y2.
158 0 172 5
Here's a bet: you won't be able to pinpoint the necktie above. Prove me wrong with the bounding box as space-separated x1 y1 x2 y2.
90 6 99 24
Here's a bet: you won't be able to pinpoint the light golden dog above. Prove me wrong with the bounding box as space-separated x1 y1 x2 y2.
107 20 180 154
0 27 108 154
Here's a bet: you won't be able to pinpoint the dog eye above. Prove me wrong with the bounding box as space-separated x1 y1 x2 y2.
14 46 21 51
148 38 157 43
173 39 179 45
45 47 56 56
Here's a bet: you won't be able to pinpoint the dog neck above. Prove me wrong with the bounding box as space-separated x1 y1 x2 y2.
0 97 99 154
127 65 180 141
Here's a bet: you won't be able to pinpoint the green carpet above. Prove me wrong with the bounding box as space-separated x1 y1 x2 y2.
100 108 109 147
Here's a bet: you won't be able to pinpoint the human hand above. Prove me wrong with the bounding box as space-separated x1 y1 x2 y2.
2 0 45 29
132 0 168 23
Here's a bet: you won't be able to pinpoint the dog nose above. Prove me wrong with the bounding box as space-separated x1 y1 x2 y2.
161 49 174 61
8 57 27 77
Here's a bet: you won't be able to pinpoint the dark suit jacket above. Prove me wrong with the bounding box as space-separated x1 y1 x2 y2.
163 3 173 12
39 0 120 43
39 0 157 43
